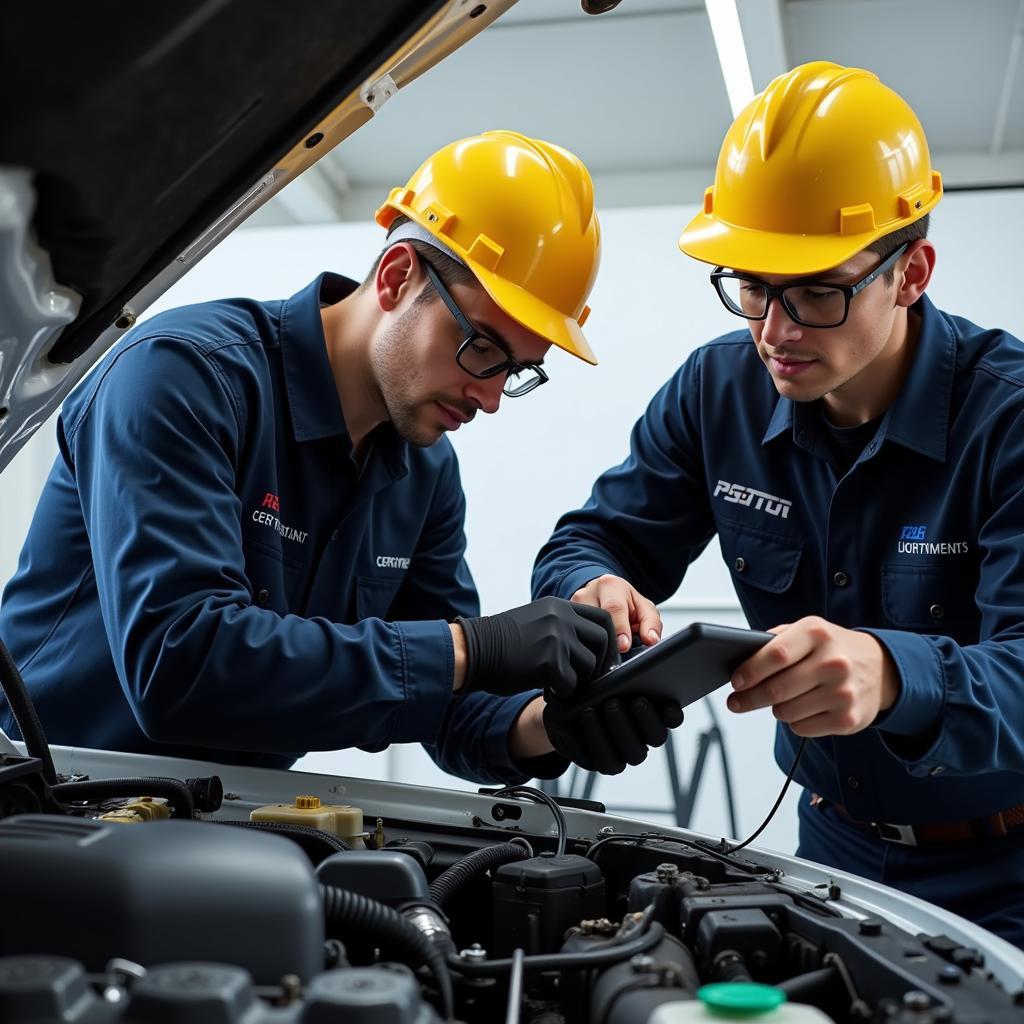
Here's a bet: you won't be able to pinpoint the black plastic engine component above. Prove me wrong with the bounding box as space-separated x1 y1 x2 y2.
185 775 224 813
318 850 431 904
0 957 443 1023
587 932 701 1024
696 908 783 983
0 815 324 984
319 851 454 951
0 754 64 818
628 862 710 929
429 841 528 910
492 853 605 957
304 965 442 1023
320 884 453 1020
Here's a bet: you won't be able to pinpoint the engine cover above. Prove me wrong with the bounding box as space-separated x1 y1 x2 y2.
0 815 324 983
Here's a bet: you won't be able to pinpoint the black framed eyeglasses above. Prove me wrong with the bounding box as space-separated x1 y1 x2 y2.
421 260 548 398
710 243 910 328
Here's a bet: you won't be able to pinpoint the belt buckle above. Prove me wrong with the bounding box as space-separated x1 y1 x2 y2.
873 821 918 846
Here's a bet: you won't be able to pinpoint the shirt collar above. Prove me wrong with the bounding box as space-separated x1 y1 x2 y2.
280 273 355 443
881 294 954 462
279 273 410 480
761 294 954 462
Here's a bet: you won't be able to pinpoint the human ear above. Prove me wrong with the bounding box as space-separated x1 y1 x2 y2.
894 239 936 308
375 243 421 313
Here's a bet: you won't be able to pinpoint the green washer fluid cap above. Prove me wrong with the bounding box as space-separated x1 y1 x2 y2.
697 983 788 1016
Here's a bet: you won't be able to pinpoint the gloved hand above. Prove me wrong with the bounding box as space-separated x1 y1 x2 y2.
455 596 618 698
542 695 684 775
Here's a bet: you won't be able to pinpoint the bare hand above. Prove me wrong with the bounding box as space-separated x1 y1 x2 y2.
571 574 663 654
727 616 900 737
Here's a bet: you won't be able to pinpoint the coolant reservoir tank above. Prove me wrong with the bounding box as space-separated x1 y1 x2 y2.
250 795 364 845
651 984 833 1024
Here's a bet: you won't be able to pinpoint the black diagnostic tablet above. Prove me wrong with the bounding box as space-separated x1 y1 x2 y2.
567 622 775 711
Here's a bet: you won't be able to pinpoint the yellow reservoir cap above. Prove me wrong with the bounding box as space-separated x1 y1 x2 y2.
250 798 364 842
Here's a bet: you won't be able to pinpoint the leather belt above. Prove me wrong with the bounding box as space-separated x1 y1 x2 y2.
811 794 1024 846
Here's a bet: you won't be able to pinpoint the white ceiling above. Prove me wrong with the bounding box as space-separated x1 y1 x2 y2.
248 0 1024 227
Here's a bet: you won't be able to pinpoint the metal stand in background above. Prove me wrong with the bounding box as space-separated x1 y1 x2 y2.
537 697 740 837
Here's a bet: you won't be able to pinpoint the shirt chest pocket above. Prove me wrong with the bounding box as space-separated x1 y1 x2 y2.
719 523 803 594
356 575 404 620
880 564 978 631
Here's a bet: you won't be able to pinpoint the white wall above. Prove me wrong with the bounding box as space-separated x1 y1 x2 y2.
2 190 1021 854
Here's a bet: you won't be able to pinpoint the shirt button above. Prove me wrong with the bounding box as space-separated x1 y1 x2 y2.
847 776 860 789
833 571 849 588
734 557 746 573
928 765 945 776
257 588 270 604
929 604 944 620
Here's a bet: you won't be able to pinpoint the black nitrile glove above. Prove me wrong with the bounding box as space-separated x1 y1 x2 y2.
542 696 684 775
455 597 618 698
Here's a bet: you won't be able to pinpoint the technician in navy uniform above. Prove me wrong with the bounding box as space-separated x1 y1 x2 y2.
0 132 680 783
533 65 1024 947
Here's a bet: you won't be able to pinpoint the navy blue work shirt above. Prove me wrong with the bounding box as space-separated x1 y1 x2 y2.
534 295 1024 824
0 273 547 783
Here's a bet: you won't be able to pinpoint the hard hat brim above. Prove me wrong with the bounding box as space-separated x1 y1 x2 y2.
679 211 899 277
472 263 598 366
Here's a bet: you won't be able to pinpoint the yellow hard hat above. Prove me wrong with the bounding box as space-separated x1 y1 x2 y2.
678 61 942 275
376 130 601 365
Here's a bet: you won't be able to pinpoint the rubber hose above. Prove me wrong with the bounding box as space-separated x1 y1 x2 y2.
52 776 194 818
428 842 529 909
216 819 351 861
321 883 454 1021
0 638 56 785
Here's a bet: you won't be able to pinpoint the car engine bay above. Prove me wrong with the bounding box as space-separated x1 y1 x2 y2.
0 737 1022 1024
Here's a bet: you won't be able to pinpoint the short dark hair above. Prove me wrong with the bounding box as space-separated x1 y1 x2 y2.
866 213 930 284
359 215 476 301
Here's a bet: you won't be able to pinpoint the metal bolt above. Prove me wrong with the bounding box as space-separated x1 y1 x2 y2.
114 307 137 330
460 944 488 963
938 965 961 985
630 955 657 974
902 990 931 1011
656 862 680 883
280 974 302 1003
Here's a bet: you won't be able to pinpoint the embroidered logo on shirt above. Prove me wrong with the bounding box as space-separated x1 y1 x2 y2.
251 493 308 544
897 525 968 556
713 480 793 519
376 555 411 570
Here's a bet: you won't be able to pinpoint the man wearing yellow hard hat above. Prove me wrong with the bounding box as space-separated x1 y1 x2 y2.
534 63 1024 946
0 130 681 783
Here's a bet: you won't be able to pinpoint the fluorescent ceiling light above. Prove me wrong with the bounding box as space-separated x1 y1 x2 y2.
705 0 755 118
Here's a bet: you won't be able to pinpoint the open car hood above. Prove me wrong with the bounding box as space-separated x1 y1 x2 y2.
0 0 517 472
